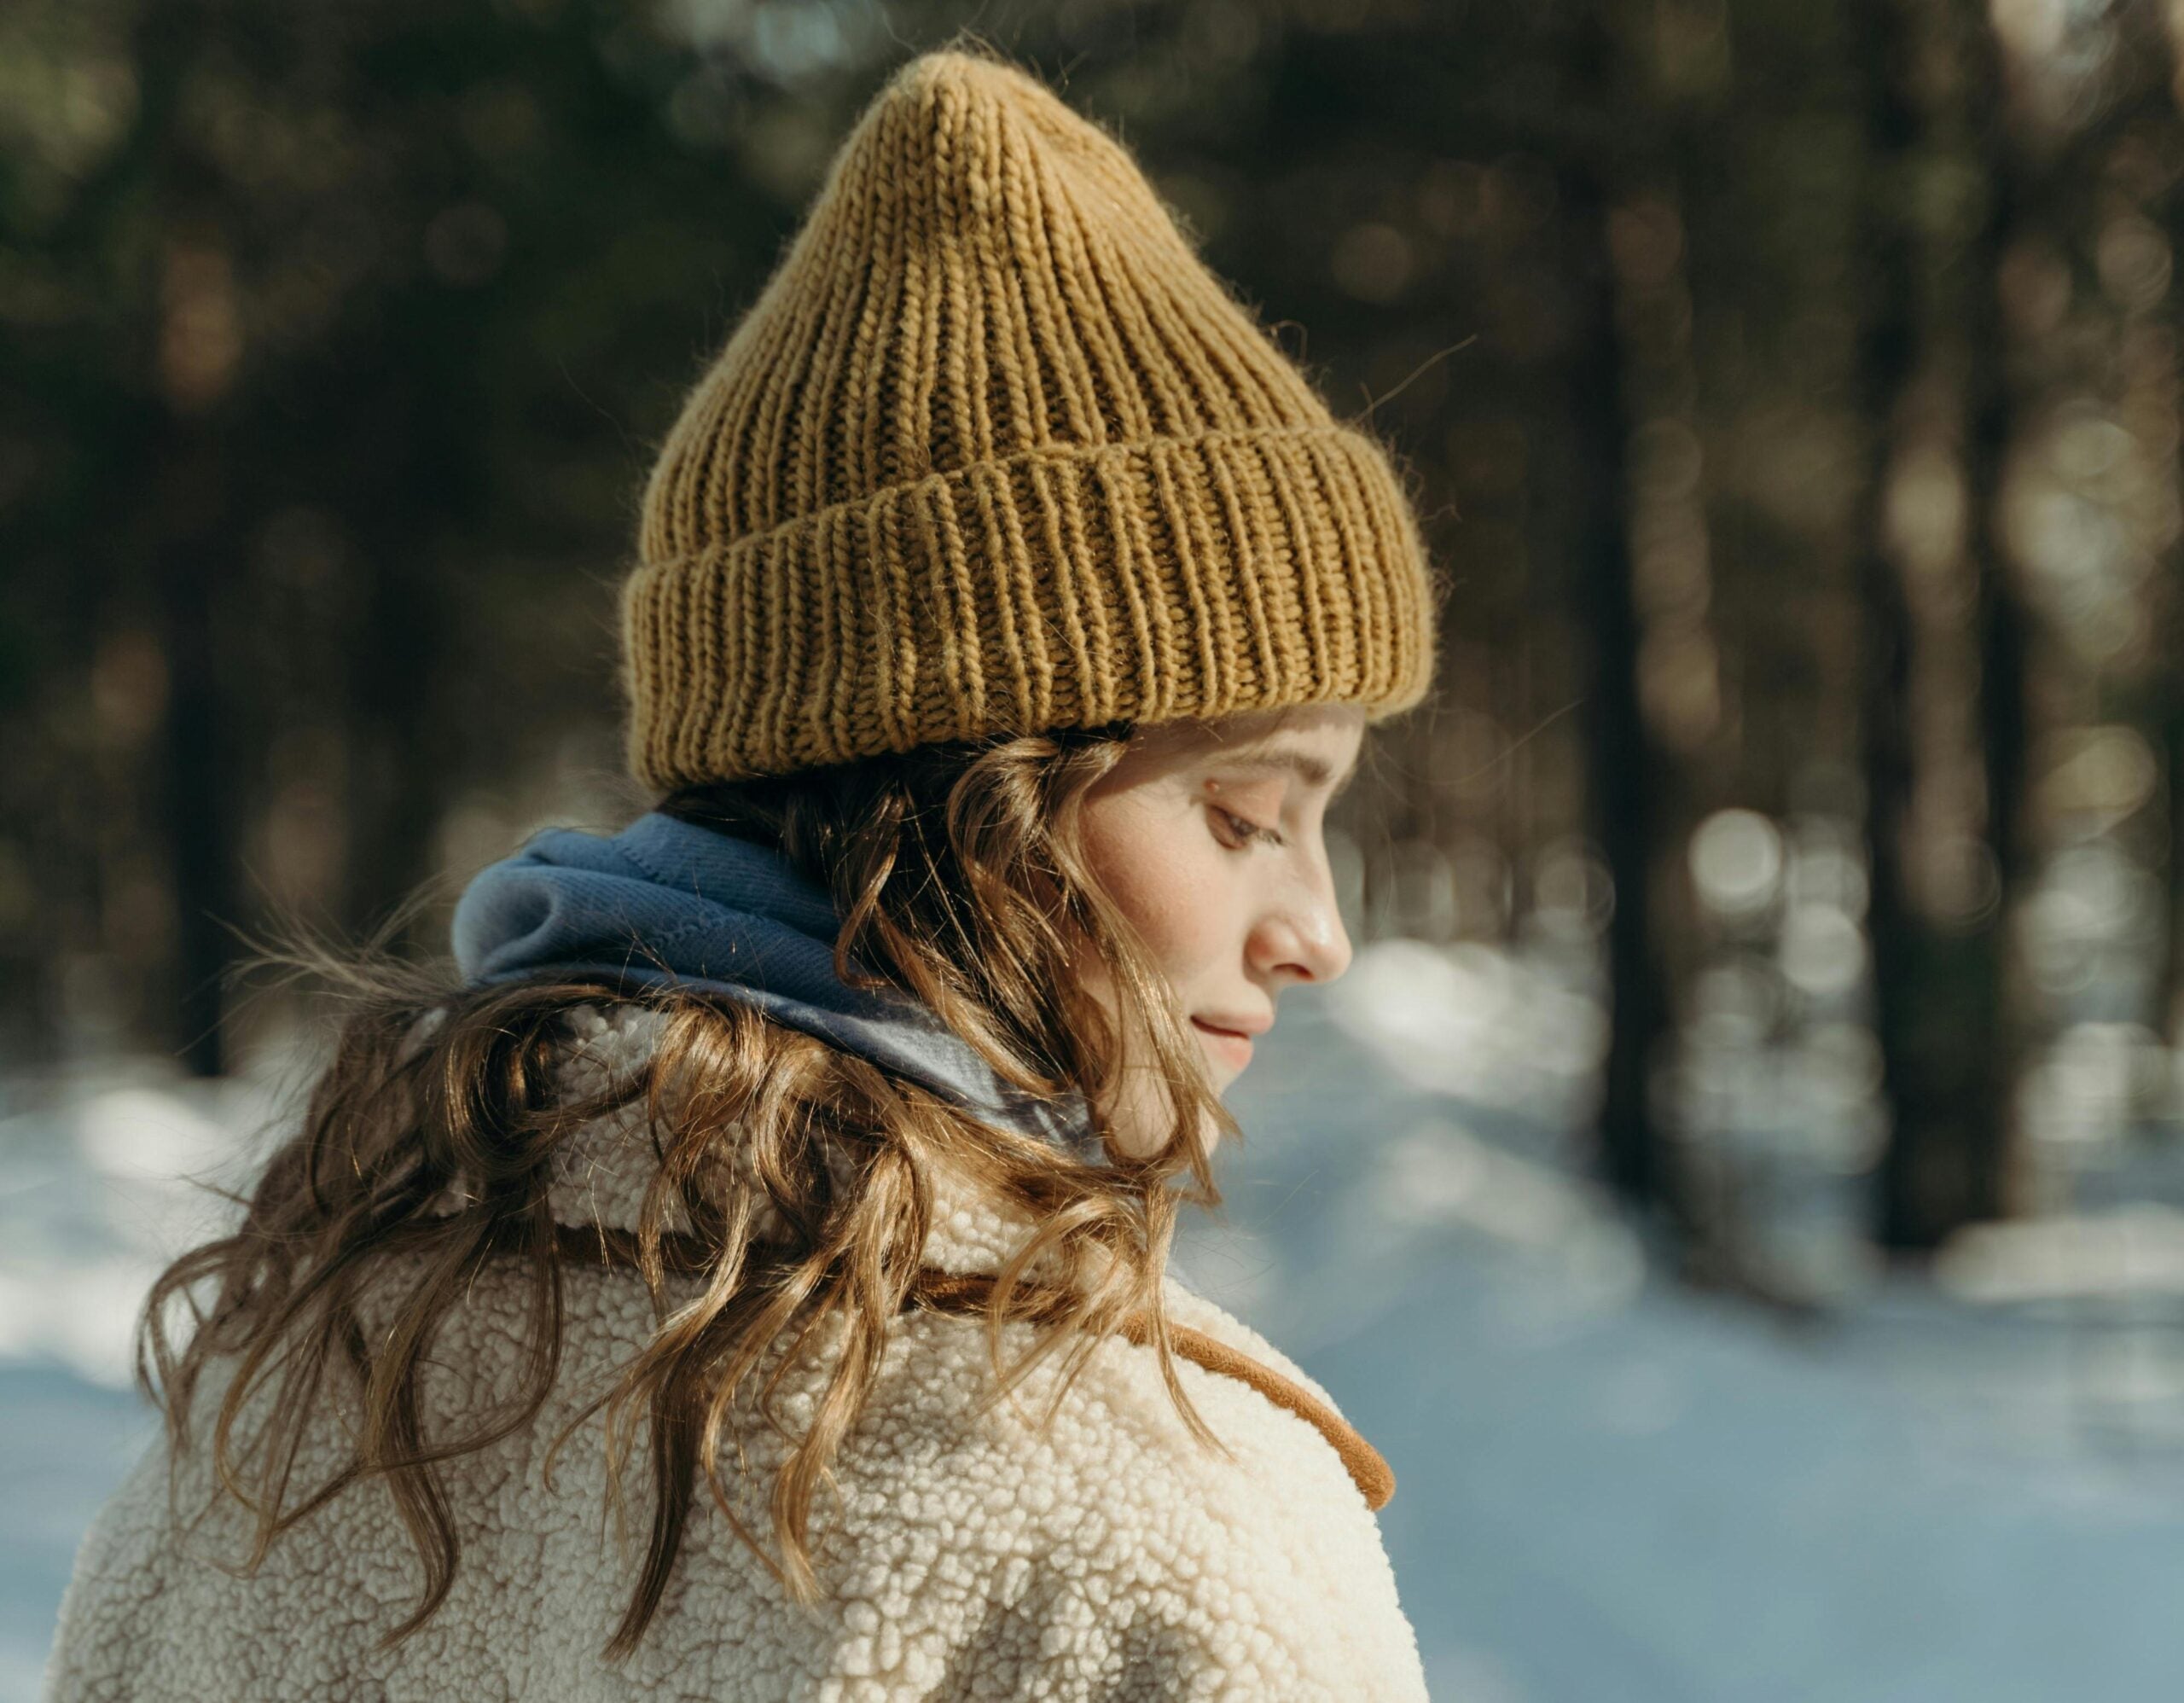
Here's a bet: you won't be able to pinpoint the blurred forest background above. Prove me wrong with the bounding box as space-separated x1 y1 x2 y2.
9 0 2184 1319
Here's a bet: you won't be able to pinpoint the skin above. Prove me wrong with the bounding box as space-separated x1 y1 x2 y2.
1076 702 1365 1160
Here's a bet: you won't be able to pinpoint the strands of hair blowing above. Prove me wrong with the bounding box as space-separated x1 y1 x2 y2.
139 726 1235 1657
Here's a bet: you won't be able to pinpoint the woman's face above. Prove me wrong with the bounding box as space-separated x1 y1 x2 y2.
1077 703 1365 1158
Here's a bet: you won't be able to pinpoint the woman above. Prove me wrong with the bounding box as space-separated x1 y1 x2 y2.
46 43 1440 1700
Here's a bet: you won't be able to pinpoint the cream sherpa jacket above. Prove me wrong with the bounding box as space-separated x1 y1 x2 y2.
44 1003 1428 1700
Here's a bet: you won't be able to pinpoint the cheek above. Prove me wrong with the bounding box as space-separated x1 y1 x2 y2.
1079 798 1236 988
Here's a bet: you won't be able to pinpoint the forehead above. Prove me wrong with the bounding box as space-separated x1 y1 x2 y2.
1130 706 1366 783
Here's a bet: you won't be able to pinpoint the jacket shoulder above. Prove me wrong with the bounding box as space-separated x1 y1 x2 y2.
802 1303 1430 1700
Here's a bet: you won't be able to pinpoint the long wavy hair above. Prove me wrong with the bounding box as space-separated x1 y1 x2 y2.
137 720 1238 1658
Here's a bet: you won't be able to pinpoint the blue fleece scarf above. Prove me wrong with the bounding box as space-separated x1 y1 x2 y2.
450 811 1093 1151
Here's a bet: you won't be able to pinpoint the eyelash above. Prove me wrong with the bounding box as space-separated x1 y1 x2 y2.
1212 805 1284 850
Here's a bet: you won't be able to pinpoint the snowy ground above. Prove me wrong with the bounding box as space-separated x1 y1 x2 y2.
8 944 2184 1699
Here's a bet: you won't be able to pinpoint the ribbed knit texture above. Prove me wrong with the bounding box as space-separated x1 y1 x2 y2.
624 46 1439 788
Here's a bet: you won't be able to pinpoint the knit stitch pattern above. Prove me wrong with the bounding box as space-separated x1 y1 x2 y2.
624 46 1439 788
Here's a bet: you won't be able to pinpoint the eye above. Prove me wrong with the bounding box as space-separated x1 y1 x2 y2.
1210 805 1283 850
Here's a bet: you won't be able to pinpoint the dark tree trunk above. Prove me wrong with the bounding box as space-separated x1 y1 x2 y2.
1871 0 2030 1248
1852 0 1935 1250
1569 212 1672 1211
141 2 246 1079
2150 26 2184 1056
1560 9 1682 1228
2166 701 2184 1040
342 512 450 948
151 432 241 1077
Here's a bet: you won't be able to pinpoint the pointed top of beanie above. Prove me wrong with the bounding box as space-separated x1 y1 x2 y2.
624 44 1439 788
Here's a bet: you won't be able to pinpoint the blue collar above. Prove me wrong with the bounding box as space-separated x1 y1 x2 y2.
450 811 1094 1151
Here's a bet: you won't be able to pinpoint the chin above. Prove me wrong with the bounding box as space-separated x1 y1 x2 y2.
1196 1103 1228 1160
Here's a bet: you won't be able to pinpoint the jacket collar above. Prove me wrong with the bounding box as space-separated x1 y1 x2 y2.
535 1000 1396 1510
541 1000 1058 1280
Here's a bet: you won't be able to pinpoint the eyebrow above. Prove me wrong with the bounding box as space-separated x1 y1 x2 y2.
1208 747 1358 795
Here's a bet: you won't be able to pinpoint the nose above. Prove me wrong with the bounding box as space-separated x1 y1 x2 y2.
1249 863 1354 987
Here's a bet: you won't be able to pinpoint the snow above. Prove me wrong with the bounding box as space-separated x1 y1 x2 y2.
7 950 2184 1699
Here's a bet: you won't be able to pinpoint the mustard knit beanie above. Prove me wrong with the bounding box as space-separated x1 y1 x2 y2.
623 45 1439 788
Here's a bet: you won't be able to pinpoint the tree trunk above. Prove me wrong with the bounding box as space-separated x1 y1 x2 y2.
142 3 247 1079
1871 0 2030 1248
1853 0 1933 1251
1560 9 1682 1228
150 430 241 1078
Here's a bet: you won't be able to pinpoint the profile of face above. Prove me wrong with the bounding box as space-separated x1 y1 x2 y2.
1076 702 1365 1160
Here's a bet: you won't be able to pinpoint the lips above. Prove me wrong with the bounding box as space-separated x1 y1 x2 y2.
1190 1015 1258 1070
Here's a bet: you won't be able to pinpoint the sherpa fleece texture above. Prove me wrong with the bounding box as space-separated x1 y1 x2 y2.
44 1003 1429 1700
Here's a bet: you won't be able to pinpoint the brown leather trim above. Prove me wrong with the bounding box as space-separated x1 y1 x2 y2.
545 1222 1394 1512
